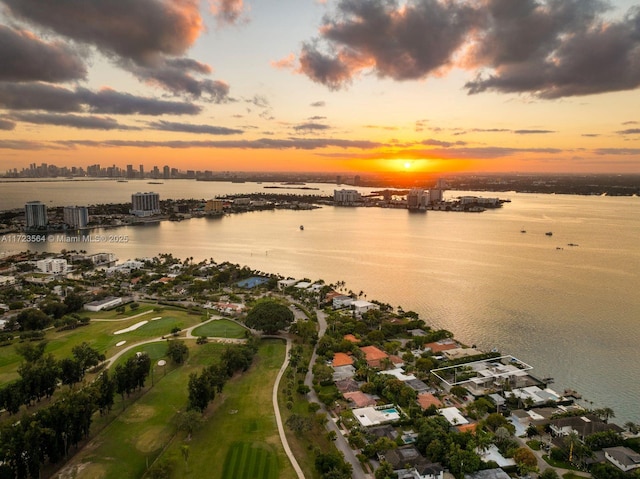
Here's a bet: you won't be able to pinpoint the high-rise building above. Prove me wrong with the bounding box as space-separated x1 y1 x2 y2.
407 189 428 210
63 206 89 228
139 164 144 178
334 189 362 206
163 165 171 179
131 192 160 217
25 201 48 229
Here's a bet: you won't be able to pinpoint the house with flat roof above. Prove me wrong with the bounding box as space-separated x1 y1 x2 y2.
550 414 623 440
438 407 469 426
352 300 378 316
84 296 122 312
464 468 510 479
352 406 400 427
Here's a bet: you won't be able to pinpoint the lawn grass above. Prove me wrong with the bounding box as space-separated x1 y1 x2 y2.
55 341 226 479
191 319 247 339
156 338 297 479
0 305 204 384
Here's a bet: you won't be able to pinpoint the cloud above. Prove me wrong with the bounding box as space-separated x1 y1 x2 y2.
0 83 201 115
210 0 247 25
310 101 326 107
472 128 511 133
0 25 86 82
616 128 640 135
0 119 16 130
148 120 243 135
296 0 640 98
297 0 478 89
308 116 326 120
0 140 67 150
514 129 555 134
294 122 331 132
55 137 383 150
582 133 600 137
126 59 231 101
421 139 466 147
0 0 203 65
595 148 640 155
272 53 296 70
9 112 135 130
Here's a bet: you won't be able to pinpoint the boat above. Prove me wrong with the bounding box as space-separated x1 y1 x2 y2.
520 230 526 233
117 180 128 183
299 225 304 231
545 232 553 236
148 181 163 184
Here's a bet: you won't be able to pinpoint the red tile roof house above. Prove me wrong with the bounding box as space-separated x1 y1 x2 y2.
343 391 377 408
332 352 354 368
360 345 389 368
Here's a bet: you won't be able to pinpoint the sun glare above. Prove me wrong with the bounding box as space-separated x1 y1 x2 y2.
404 161 412 169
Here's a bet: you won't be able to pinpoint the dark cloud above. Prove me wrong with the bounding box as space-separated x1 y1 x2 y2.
0 119 16 130
210 0 247 25
0 25 86 82
0 139 65 150
126 59 230 101
582 133 600 137
294 122 331 132
9 112 134 130
0 83 201 115
466 1 640 98
472 128 511 132
308 116 326 120
148 120 243 135
622 121 638 125
298 0 478 88
0 0 203 65
55 137 383 150
616 128 640 135
421 139 466 147
297 0 640 98
514 129 555 134
310 101 326 107
595 148 640 155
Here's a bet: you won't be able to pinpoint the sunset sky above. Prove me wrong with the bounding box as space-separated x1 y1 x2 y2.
1 0 640 175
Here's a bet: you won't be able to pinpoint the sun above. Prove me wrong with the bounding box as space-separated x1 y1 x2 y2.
404 161 412 169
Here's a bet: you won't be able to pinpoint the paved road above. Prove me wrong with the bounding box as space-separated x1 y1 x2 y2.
304 310 370 479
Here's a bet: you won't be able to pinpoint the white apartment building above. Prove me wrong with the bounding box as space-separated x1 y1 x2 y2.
131 192 160 217
334 189 362 205
36 258 68 274
63 206 89 228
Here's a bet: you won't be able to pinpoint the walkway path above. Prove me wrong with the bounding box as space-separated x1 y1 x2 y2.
272 337 305 479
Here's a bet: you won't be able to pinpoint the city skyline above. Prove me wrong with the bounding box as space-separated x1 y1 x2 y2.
1 0 640 174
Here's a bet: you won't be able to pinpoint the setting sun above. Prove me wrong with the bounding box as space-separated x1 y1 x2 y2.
404 161 412 169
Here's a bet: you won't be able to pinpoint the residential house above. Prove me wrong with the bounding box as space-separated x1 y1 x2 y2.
550 414 623 440
381 445 444 479
361 345 389 368
464 469 510 479
604 446 640 472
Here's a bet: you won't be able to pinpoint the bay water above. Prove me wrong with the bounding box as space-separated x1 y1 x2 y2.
1 179 638 424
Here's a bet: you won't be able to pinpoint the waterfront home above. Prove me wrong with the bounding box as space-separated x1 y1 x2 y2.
332 294 354 309
549 414 623 440
352 299 378 316
604 446 640 472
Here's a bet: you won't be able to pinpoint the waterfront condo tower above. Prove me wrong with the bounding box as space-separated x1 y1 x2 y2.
131 192 160 217
25 201 48 229
63 206 89 229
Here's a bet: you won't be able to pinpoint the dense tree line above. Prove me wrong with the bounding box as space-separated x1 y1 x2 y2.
0 370 116 479
0 342 105 414
187 340 258 412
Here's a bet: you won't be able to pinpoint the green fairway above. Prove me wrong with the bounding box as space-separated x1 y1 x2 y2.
191 318 247 339
55 341 226 479
221 441 278 479
157 339 296 479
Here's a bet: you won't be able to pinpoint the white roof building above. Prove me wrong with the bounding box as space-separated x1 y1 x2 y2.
438 407 469 426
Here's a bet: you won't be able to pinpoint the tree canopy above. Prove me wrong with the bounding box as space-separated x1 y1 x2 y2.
245 299 294 334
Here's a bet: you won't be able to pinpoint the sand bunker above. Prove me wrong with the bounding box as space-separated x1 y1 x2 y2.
114 320 148 335
116 340 126 347
150 316 161 321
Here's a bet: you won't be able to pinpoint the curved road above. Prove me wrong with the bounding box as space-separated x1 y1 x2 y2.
304 311 369 479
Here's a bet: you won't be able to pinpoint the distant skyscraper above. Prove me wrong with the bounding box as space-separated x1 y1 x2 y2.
131 192 160 217
139 164 144 178
25 201 47 229
163 165 170 179
63 206 89 228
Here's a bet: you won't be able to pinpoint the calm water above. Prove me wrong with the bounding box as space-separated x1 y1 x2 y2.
1 180 639 424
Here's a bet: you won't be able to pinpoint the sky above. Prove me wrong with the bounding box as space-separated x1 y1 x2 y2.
1 0 640 175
